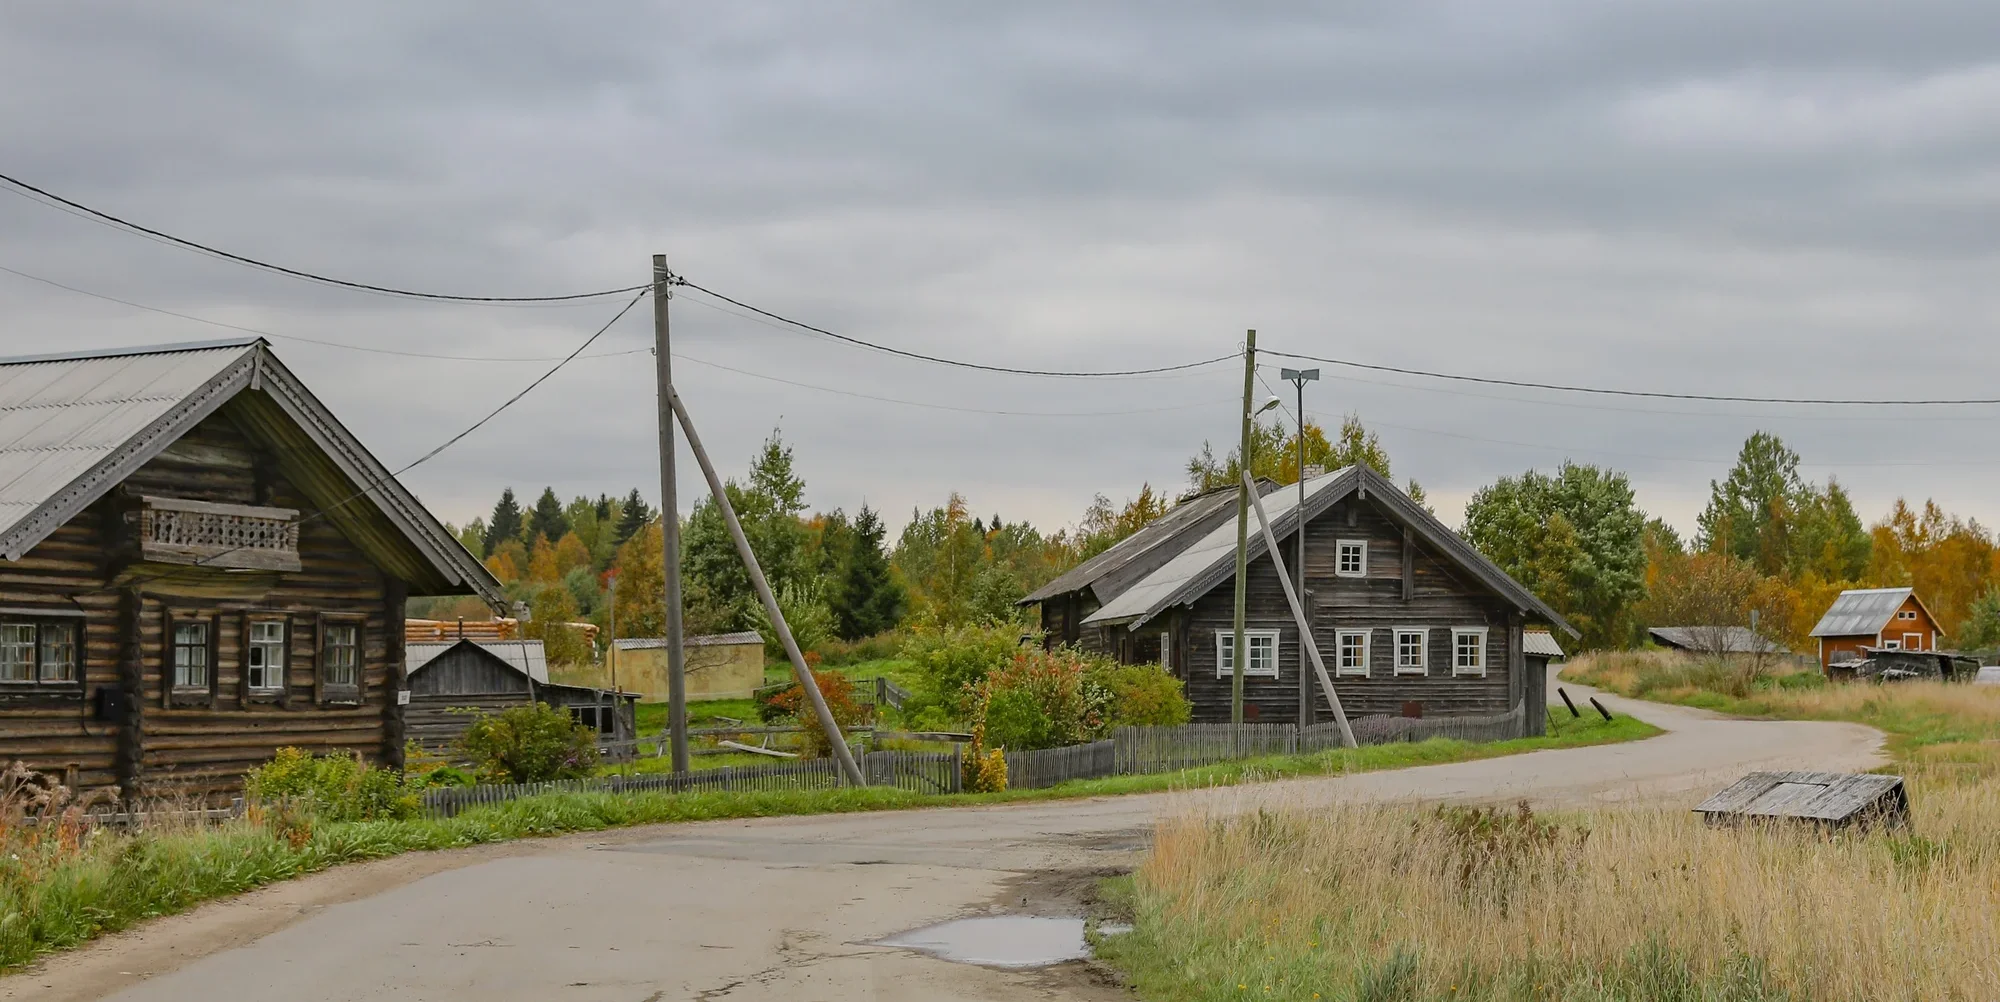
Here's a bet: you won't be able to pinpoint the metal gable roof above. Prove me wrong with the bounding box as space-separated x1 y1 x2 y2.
0 338 500 604
408 639 550 684
1019 483 1267 606
1809 587 1931 638
1082 465 1578 637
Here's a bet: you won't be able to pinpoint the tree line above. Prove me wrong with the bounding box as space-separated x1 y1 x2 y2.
427 412 2000 662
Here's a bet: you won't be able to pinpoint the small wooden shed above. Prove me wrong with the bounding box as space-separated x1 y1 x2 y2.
1694 770 1908 829
405 639 635 751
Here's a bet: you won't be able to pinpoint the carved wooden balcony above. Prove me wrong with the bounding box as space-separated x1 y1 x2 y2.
136 496 302 572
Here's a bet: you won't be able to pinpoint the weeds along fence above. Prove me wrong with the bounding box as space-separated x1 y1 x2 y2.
421 750 960 818
423 701 1539 810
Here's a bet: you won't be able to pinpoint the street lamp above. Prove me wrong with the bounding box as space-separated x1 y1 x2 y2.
1279 367 1319 723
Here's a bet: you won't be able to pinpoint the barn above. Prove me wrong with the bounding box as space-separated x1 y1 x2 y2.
0 338 502 801
1810 587 1944 671
405 638 636 751
1077 465 1576 728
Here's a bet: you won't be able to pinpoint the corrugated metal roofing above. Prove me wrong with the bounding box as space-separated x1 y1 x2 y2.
407 639 550 684
1084 469 1351 626
1020 483 1272 606
0 341 254 536
1809 588 1917 638
614 632 763 650
1523 630 1565 658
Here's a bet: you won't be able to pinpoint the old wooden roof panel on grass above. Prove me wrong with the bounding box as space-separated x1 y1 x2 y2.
1694 770 1907 827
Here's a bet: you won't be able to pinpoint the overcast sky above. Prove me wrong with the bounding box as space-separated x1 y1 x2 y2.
6 2 2000 541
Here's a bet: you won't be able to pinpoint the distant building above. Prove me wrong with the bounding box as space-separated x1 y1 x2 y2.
596 632 765 702
1647 626 1785 655
1808 587 1943 671
406 639 635 749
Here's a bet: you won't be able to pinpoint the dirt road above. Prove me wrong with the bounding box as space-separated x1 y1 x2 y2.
9 674 1883 1002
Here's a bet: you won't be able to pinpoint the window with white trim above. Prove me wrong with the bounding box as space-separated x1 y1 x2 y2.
1882 638 1901 650
1336 539 1368 578
172 622 210 689
1159 631 1172 672
0 620 79 685
1452 628 1487 677
1336 630 1370 676
1216 630 1279 678
1898 610 1917 620
246 619 286 691
1395 628 1428 675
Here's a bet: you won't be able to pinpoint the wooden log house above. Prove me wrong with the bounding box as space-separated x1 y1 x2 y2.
405 639 637 752
0 339 502 801
1072 465 1577 729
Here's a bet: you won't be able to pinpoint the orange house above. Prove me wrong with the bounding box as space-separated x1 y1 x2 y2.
1808 587 1944 670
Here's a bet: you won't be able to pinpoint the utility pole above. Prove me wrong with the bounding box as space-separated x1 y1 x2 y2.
606 572 619 696
652 255 690 773
668 387 867 786
1282 367 1319 725
1230 329 1256 732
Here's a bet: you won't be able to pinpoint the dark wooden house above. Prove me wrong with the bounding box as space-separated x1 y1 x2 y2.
1018 481 1277 664
0 339 502 801
1076 465 1576 727
405 639 636 752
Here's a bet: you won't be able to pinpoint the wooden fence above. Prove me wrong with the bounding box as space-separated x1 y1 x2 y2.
1302 700 1527 752
1005 739 1117 790
421 750 963 817
1111 722 1299 775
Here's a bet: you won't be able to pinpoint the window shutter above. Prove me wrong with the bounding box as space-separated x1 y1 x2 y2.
313 613 327 707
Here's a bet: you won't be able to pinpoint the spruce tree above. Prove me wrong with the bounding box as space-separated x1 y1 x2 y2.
529 486 569 543
835 504 905 639
614 488 652 544
484 488 523 556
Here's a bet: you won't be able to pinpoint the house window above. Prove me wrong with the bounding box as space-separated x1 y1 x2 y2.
1452 628 1487 677
1898 610 1917 620
1336 630 1370 676
173 622 210 689
1883 639 1902 650
246 620 286 691
1395 628 1428 675
1159 631 1172 672
322 623 360 690
1336 540 1368 578
0 620 82 686
1216 630 1279 678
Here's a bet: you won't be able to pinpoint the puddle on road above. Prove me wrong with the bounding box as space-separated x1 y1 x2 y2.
872 915 1131 969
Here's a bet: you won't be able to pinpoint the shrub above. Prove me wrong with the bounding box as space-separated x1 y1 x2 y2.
962 744 1007 793
811 631 907 666
902 623 1032 721
764 669 866 758
1088 662 1193 729
968 646 1191 751
243 748 420 822
457 703 599 783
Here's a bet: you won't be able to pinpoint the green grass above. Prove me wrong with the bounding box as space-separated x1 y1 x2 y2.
2 711 1652 973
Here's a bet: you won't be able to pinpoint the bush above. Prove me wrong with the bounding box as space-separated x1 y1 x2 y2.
244 748 421 822
1090 662 1193 729
457 703 600 783
764 669 866 758
811 631 907 666
968 647 1192 751
902 623 1033 721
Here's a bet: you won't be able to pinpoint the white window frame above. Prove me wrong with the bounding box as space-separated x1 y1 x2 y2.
1336 629 1371 677
1158 631 1172 672
1335 539 1368 578
1394 628 1428 675
246 619 287 692
1452 627 1488 677
1215 629 1280 678
1898 610 1917 621
1883 638 1902 650
1903 632 1923 650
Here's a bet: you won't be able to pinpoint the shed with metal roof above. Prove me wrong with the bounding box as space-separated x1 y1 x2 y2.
1809 587 1943 671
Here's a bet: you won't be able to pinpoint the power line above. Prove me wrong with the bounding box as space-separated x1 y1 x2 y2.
0 170 649 304
108 289 649 592
679 352 1236 417
0 262 652 362
676 279 1239 378
1263 348 2000 407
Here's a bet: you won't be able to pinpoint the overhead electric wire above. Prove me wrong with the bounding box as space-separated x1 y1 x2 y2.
679 352 1236 417
1262 348 2000 407
0 170 649 304
676 279 1238 378
106 289 649 592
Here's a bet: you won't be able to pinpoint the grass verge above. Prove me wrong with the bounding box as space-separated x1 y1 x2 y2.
0 711 1649 973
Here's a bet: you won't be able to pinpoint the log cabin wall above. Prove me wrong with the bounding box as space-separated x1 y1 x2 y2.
1178 495 1519 724
0 412 403 801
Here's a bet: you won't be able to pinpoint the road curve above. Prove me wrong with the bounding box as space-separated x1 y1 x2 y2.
12 672 1883 1002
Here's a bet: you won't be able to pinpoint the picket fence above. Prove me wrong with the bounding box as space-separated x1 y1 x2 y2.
422 701 1537 810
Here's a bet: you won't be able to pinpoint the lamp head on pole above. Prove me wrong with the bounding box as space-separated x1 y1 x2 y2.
1255 395 1283 416
1279 367 1321 386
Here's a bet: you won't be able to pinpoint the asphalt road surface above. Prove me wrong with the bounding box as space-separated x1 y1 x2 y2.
13 671 1884 1002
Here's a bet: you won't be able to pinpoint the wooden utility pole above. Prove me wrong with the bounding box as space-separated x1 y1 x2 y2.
606 571 619 696
668 386 867 786
1230 329 1256 731
652 255 690 773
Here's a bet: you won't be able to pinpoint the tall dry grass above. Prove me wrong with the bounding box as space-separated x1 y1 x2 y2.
1120 787 2000 1000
